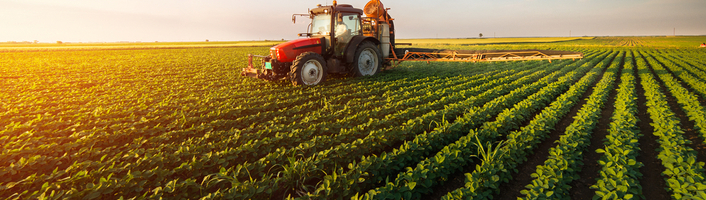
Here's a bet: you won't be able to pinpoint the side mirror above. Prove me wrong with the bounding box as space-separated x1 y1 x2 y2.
292 14 310 24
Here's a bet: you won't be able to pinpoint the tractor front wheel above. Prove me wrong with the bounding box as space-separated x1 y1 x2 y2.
290 52 327 86
352 41 383 77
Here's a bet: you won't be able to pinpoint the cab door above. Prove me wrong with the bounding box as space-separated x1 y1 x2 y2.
333 13 361 56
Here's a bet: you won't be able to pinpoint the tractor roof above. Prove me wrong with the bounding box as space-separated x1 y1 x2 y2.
310 4 363 15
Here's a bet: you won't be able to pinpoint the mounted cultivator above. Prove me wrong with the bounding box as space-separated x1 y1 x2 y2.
241 0 584 86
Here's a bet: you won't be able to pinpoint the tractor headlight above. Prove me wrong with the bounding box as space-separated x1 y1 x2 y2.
270 48 278 60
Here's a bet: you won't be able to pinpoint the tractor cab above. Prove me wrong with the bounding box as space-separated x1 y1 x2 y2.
307 4 363 57
242 0 391 86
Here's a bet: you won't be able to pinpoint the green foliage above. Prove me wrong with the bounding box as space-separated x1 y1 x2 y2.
514 51 620 200
3 37 706 199
587 51 645 200
633 49 706 199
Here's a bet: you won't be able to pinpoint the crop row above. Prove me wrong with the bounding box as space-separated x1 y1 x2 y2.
640 51 706 143
661 53 706 100
228 66 530 167
516 50 621 199
1 58 520 198
288 50 614 200
1 53 577 199
10 39 706 200
635 50 706 199
201 61 574 199
359 51 618 200
197 52 610 199
589 50 644 199
440 51 619 200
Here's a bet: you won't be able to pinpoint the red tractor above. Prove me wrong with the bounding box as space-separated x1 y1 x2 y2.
242 0 585 85
242 0 394 85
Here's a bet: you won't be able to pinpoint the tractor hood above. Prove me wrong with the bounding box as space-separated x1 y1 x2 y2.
270 37 324 62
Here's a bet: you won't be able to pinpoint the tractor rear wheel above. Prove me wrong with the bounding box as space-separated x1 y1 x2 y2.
352 41 382 77
290 52 327 86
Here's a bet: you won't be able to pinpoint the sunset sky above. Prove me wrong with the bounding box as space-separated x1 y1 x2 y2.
2 0 705 43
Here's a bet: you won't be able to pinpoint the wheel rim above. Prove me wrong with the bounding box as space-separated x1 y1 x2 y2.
358 48 378 76
301 59 323 85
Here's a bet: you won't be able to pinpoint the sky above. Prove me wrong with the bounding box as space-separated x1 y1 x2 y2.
1 0 705 43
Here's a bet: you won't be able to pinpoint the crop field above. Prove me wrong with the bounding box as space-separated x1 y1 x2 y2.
2 36 706 199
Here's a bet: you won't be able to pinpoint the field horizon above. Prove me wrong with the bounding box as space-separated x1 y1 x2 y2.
3 35 706 51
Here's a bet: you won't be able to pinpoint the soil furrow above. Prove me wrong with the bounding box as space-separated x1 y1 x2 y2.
633 50 671 199
569 52 624 199
492 52 614 199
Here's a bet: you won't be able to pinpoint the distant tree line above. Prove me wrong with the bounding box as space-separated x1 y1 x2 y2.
2 40 39 44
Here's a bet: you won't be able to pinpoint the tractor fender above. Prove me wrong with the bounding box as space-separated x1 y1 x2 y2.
344 36 381 64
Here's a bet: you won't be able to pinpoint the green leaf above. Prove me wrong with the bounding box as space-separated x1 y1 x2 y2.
41 182 49 191
404 191 412 200
617 185 628 192
622 149 631 156
625 194 634 199
697 183 706 190
408 182 417 190
596 191 606 197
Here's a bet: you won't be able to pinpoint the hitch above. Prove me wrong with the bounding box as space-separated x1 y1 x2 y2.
241 54 288 81
240 54 268 78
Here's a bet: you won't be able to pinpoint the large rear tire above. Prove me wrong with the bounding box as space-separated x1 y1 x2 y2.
352 41 383 77
290 52 327 86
